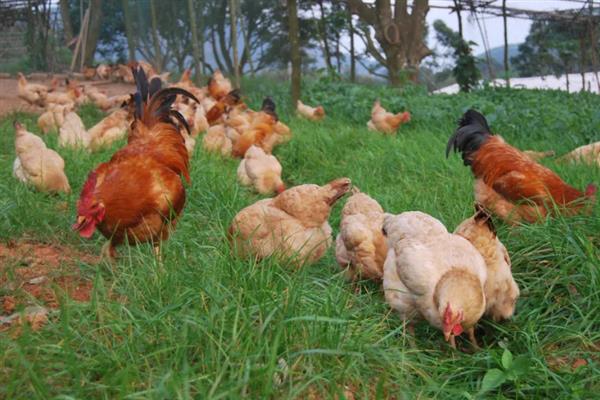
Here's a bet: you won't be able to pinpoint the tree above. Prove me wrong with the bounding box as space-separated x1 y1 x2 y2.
188 0 203 82
288 0 301 107
83 0 103 66
59 0 73 44
348 0 431 85
230 0 240 87
434 20 480 92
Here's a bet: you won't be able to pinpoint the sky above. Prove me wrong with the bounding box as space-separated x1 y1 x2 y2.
426 0 586 52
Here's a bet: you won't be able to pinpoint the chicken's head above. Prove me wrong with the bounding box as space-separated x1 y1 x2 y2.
72 171 105 238
442 303 464 342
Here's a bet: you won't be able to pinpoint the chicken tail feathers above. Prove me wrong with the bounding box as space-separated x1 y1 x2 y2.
446 109 492 165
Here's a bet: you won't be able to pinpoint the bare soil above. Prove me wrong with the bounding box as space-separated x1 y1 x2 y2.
0 75 135 117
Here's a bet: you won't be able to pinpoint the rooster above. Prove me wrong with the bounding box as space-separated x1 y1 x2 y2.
205 89 244 125
231 97 279 158
72 68 198 259
447 110 596 224
297 100 325 121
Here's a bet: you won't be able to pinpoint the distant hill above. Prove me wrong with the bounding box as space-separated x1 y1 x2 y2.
477 44 520 66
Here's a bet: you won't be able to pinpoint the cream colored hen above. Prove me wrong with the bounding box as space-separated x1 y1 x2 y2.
297 100 325 121
17 73 49 106
237 145 285 195
229 178 351 265
59 112 90 149
37 103 72 134
382 211 487 349
88 108 130 151
366 100 411 134
335 189 387 281
454 206 519 322
13 122 70 193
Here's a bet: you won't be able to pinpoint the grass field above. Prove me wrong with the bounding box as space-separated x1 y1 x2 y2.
1 79 599 399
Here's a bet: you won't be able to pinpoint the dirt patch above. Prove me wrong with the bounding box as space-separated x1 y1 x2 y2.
1 239 99 315
0 75 135 117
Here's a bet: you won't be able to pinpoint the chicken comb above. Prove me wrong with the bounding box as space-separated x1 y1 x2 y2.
446 109 492 165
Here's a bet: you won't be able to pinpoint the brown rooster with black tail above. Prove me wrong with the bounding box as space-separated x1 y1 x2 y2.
72 67 198 259
447 109 596 224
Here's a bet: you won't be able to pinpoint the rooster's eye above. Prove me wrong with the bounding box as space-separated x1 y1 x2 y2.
381 227 387 236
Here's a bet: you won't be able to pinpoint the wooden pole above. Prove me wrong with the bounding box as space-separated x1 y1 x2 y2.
230 0 240 87
287 0 301 107
453 0 463 39
502 0 510 87
348 7 355 82
188 0 203 82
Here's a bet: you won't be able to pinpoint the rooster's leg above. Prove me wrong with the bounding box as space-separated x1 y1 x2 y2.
467 327 480 349
153 244 163 265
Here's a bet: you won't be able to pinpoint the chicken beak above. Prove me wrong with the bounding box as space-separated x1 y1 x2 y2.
72 215 86 231
444 331 452 342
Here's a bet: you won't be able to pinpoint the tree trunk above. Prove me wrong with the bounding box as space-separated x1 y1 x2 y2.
579 33 586 91
188 0 203 82
566 67 570 92
348 8 355 82
502 0 509 87
59 0 73 43
230 0 241 87
588 1 600 92
287 0 301 107
349 0 431 86
149 0 162 73
453 0 462 39
83 0 103 66
317 0 334 73
122 0 136 61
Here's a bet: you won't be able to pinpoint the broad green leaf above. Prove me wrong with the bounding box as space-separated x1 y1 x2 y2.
501 349 513 370
480 368 506 394
511 356 531 376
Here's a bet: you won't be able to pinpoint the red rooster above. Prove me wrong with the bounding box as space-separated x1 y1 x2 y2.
72 68 198 259
447 110 596 224
205 89 244 125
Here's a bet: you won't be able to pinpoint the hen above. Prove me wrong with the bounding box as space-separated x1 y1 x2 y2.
208 70 233 100
559 142 600 166
297 100 325 121
382 211 487 348
231 98 280 157
17 73 49 106
237 145 285 194
37 103 72 134
59 112 90 149
454 205 519 322
229 178 351 266
88 108 130 151
72 68 197 259
335 189 387 281
447 110 596 224
13 122 70 194
366 100 411 134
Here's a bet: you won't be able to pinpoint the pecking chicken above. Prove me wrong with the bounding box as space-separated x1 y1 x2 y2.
17 72 49 106
205 89 244 125
96 64 113 80
366 100 411 134
454 205 519 322
335 188 387 281
237 145 285 195
229 178 351 266
231 98 280 157
382 211 487 349
72 68 198 259
13 122 70 194
297 100 325 121
37 103 72 134
447 110 596 224
59 111 90 149
88 108 130 151
208 70 233 100
45 79 85 106
559 142 600 166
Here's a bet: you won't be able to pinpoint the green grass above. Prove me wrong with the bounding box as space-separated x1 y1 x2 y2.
1 79 599 399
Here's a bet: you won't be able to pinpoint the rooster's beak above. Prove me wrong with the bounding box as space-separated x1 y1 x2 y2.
443 331 452 342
